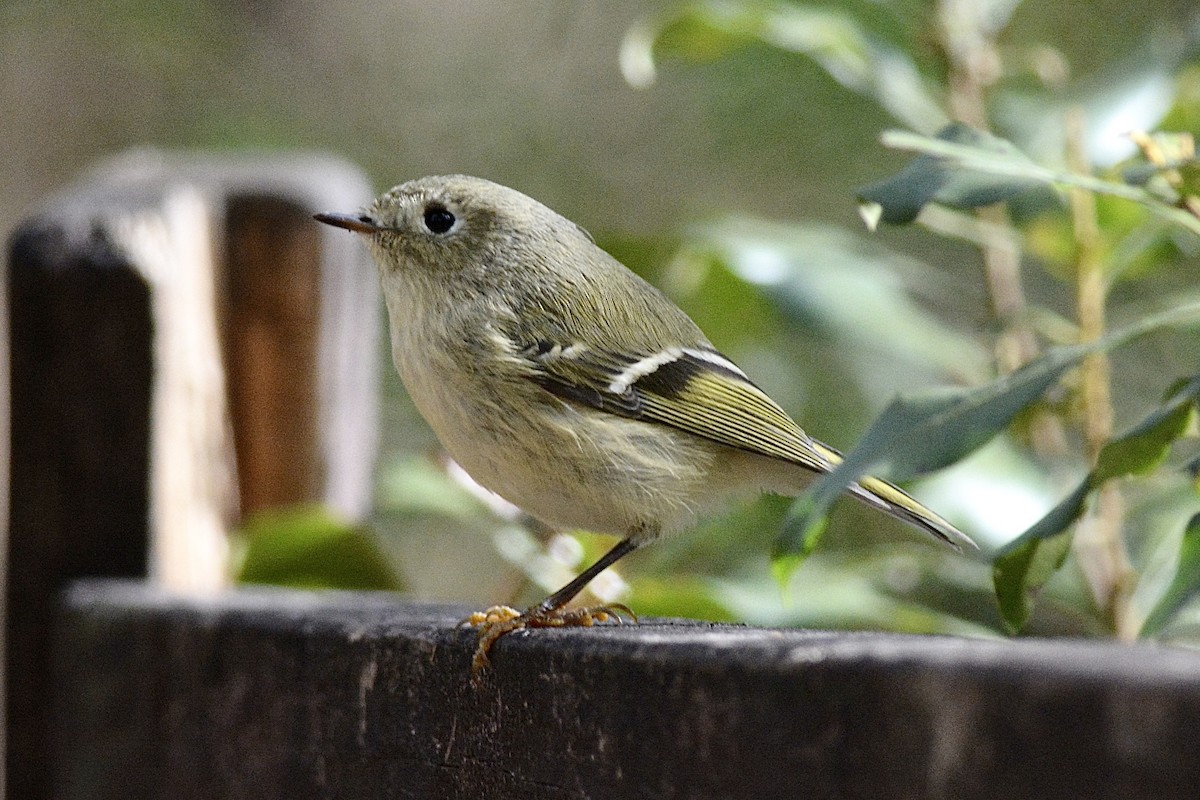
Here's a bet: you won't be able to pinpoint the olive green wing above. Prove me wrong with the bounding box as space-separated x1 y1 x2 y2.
523 340 831 474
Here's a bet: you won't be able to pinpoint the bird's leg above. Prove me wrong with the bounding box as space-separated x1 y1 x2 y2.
465 537 639 675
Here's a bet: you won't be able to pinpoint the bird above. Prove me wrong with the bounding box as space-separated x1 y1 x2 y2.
315 174 973 674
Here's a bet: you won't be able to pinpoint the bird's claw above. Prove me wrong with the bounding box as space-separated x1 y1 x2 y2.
462 602 637 679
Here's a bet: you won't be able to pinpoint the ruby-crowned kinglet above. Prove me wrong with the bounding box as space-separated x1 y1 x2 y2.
316 175 973 670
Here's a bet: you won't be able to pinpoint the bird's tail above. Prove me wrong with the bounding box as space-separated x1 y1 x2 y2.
812 442 977 551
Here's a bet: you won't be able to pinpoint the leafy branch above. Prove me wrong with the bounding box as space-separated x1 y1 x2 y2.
871 129 1200 236
624 0 1200 639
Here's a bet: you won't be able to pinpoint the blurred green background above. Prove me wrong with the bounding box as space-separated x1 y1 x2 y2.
5 0 1198 636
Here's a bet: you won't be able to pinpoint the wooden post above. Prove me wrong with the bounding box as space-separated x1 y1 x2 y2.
4 151 380 799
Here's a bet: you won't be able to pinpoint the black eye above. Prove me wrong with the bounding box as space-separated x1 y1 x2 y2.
423 204 456 234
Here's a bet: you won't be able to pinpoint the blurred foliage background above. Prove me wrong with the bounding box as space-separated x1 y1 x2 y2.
5 0 1199 638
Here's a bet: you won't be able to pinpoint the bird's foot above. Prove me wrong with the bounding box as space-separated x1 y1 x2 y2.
461 602 636 678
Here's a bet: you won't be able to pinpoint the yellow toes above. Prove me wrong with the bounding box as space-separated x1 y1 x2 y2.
463 602 638 681
462 605 522 628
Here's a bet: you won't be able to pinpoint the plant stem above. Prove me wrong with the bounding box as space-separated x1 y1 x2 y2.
937 1 1033 372
936 0 1066 455
1064 107 1135 638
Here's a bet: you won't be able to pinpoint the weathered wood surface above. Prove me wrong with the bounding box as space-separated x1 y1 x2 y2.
51 580 1200 800
5 151 379 799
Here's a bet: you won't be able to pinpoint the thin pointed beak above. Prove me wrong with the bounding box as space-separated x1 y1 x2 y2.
313 212 383 234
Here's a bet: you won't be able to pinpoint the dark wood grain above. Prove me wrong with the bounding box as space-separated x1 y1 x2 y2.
50 581 1200 800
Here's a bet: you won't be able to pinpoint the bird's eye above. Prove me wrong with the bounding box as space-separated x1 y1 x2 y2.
423 204 456 234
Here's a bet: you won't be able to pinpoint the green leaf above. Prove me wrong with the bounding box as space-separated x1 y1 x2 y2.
771 551 807 591
775 492 829 568
992 375 1200 632
992 484 1089 632
233 505 403 591
871 129 1200 237
1095 376 1200 481
774 303 1200 577
620 0 946 132
857 123 1045 227
777 341 1092 560
1140 513 1200 637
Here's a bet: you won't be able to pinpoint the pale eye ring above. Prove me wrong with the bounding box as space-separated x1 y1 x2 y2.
423 204 456 234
